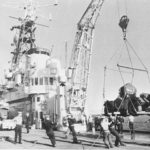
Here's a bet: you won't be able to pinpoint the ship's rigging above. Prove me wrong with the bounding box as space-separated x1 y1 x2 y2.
103 0 150 116
5 0 58 87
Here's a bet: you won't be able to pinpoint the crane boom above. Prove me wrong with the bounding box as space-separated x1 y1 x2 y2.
68 0 104 114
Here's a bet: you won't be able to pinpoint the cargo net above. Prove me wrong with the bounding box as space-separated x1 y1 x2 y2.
104 83 150 116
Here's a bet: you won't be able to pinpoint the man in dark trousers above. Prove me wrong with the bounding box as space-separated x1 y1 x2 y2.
25 112 30 133
108 114 125 147
116 115 124 134
67 114 78 143
43 115 56 147
13 112 23 144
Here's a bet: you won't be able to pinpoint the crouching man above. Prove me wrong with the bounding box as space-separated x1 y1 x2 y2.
43 116 56 147
67 114 78 143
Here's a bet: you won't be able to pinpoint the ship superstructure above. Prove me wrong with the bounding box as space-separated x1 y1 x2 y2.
1 0 67 129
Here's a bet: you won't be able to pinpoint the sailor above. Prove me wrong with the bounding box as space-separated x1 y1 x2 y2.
108 114 125 147
67 114 78 143
25 112 30 133
63 116 70 139
116 115 124 134
13 112 23 144
43 115 56 147
100 116 114 149
128 115 135 140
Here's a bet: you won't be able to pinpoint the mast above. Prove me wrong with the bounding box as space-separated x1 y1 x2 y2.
8 0 57 86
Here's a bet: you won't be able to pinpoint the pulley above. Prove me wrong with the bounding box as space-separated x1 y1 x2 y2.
119 15 129 39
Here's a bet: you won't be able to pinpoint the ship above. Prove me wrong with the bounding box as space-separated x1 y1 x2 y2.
0 0 106 131
0 0 67 129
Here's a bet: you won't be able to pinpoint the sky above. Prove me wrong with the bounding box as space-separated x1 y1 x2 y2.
0 0 150 114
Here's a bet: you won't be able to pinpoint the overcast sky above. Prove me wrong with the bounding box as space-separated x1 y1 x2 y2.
0 0 150 114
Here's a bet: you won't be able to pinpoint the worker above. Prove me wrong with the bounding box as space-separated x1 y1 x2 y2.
128 115 135 140
63 116 70 139
43 115 56 147
25 112 30 133
87 115 93 131
100 116 114 149
108 114 126 147
67 114 78 143
116 115 124 135
13 112 23 144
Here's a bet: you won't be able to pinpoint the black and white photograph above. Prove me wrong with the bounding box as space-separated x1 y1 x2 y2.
0 0 150 149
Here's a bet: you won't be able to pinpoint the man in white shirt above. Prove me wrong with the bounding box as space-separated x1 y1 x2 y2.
101 116 113 149
128 115 135 140
13 112 23 144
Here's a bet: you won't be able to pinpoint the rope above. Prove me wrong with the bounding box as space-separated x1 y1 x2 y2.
117 64 125 85
128 96 137 113
124 39 134 83
126 39 150 84
117 43 124 65
105 43 123 67
116 95 126 112
106 67 132 74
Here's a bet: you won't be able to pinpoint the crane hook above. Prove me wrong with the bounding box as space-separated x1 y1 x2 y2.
119 15 129 40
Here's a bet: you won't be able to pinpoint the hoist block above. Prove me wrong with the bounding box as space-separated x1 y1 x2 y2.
119 15 129 32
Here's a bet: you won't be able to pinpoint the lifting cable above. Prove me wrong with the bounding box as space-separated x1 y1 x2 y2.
117 64 125 85
126 39 150 84
123 39 134 83
116 94 126 112
103 43 124 101
128 96 137 113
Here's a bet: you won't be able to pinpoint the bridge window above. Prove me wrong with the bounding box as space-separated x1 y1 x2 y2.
37 97 40 102
49 77 54 85
40 77 43 85
44 77 48 85
32 97 35 102
35 77 38 85
31 78 34 85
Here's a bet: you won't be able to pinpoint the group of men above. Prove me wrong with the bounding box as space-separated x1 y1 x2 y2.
13 112 79 147
100 114 126 149
12 111 135 148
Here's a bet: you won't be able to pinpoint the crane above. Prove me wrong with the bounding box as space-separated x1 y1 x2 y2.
67 0 105 115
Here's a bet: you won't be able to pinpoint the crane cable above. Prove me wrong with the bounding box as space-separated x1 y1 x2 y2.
118 38 135 84
103 43 125 100
126 39 150 84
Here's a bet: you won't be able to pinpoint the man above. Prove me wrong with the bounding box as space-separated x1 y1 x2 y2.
128 115 135 140
67 114 78 143
108 114 125 147
116 115 124 134
43 115 56 147
87 115 93 131
13 112 23 144
25 112 30 133
63 116 70 139
100 116 113 149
